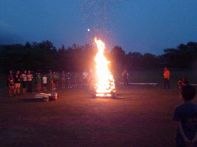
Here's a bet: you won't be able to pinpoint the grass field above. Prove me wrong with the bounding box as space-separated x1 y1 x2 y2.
1 86 196 147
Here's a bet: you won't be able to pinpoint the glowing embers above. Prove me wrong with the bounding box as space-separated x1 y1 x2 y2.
94 38 115 97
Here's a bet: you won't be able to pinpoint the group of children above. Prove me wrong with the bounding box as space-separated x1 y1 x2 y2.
7 70 65 96
7 70 94 97
7 70 33 96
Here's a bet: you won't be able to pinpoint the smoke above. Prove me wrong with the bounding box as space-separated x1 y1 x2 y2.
80 0 127 34
80 0 128 47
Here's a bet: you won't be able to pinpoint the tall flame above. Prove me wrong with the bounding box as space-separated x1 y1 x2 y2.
94 38 115 97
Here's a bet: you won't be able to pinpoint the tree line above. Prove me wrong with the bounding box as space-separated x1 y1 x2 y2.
0 40 197 73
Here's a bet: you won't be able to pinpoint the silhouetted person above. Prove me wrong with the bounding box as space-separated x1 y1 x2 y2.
173 85 197 147
163 67 170 89
27 70 33 92
35 72 42 92
61 71 66 89
42 74 48 91
66 72 72 88
7 70 15 96
14 70 21 95
21 70 27 94
122 70 129 86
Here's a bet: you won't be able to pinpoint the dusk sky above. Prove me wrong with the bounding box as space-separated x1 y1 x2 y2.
0 0 197 54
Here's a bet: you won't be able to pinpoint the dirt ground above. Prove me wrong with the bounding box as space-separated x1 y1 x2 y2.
0 86 196 147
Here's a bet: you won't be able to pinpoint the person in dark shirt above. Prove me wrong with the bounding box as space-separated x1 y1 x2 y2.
14 70 21 95
27 70 33 92
173 85 197 147
20 70 27 94
7 70 15 96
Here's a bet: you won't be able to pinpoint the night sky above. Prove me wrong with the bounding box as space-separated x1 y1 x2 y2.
0 0 197 54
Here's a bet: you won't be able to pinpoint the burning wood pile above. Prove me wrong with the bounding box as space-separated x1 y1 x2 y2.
94 38 116 97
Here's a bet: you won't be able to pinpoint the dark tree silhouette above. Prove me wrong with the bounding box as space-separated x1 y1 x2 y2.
0 40 197 73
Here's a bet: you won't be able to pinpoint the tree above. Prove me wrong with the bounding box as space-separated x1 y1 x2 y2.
111 46 126 72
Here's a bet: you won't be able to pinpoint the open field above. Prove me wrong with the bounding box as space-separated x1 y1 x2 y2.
0 86 197 147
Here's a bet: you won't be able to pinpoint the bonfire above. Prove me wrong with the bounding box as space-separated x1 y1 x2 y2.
94 38 115 97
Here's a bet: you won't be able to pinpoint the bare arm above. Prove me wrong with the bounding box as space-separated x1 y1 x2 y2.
178 122 191 143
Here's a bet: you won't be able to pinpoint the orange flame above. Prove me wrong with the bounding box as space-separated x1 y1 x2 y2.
94 38 115 97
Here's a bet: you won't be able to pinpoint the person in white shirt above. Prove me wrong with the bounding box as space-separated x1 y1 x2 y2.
42 74 48 91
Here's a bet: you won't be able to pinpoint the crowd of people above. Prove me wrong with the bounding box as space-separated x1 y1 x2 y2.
7 70 91 96
6 67 193 97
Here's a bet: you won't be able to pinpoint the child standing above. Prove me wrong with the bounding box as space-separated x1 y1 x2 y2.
14 70 21 95
61 71 66 89
42 74 48 91
35 72 42 92
173 85 197 147
7 71 15 96
20 70 27 94
27 70 33 92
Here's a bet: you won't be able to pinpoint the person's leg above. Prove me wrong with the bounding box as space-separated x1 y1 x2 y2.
18 84 21 95
22 81 26 94
15 84 18 95
16 84 20 95
163 79 166 89
29 81 32 92
167 80 170 89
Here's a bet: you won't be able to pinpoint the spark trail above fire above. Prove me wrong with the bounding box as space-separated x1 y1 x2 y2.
94 38 115 97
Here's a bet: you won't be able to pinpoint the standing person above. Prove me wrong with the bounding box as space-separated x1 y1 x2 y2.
35 72 42 92
7 70 15 96
61 71 66 89
14 70 21 95
52 71 58 90
66 72 71 88
20 70 27 94
48 70 53 91
7 70 14 86
122 70 129 86
27 70 33 92
42 74 48 91
173 85 197 147
163 67 171 89
82 71 89 87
